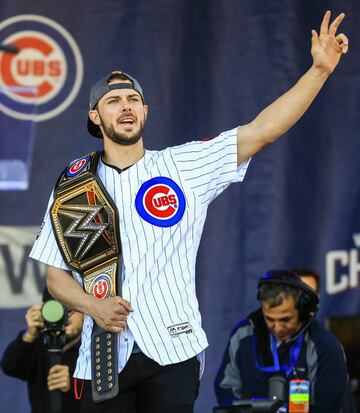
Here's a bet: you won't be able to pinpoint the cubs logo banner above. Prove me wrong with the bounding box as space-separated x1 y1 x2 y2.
0 14 83 121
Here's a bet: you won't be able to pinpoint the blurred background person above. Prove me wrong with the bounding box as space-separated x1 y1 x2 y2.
0 288 83 413
214 269 349 413
292 267 357 412
292 267 320 294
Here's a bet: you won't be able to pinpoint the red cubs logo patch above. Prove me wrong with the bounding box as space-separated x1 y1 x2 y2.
135 177 186 227
65 156 89 177
90 274 111 299
144 185 178 219
69 159 86 174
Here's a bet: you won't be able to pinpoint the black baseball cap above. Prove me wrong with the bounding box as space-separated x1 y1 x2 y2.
87 70 145 138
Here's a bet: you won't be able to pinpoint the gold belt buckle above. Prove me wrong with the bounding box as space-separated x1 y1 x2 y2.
83 258 118 298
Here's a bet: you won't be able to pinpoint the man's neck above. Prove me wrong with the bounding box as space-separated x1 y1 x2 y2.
102 138 145 170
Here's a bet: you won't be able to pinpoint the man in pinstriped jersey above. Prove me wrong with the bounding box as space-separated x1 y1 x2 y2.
30 11 348 413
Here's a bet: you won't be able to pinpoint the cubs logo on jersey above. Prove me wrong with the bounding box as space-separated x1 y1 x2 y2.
135 176 186 227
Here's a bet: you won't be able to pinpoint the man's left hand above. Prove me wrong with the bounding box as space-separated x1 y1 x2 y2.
311 10 349 75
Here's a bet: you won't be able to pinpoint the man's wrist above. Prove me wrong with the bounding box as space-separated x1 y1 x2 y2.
82 293 97 317
309 63 332 80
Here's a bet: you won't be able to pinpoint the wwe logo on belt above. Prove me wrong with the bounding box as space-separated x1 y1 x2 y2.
58 205 108 259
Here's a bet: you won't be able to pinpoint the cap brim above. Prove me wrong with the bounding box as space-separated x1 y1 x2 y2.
87 116 103 138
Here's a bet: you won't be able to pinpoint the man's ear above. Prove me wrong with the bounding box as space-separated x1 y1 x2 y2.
88 110 101 126
144 104 149 120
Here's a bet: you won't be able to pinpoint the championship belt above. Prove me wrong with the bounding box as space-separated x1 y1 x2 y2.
50 152 121 402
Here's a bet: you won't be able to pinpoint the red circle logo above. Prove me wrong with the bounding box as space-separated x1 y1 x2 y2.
90 275 111 299
65 156 89 177
135 177 186 227
144 184 178 219
0 15 83 121
1 32 66 103
69 159 86 174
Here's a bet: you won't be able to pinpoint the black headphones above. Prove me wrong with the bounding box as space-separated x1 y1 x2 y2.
257 269 320 321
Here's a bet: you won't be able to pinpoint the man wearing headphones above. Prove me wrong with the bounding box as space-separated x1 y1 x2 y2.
214 270 349 412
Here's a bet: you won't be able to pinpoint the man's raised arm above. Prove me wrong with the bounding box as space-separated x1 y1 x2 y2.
237 10 349 165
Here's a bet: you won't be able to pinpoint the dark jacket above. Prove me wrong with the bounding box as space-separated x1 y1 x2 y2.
1 331 80 413
214 309 349 413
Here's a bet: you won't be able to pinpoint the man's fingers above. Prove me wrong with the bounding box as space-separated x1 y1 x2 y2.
319 10 331 36
110 325 123 334
336 33 349 54
48 373 70 392
329 13 345 36
311 30 320 47
92 296 133 331
48 364 70 391
27 306 43 321
101 320 126 333
48 364 68 375
27 304 43 318
31 320 44 328
115 296 133 312
27 314 43 325
108 297 132 315
26 308 44 331
109 320 127 331
113 314 128 322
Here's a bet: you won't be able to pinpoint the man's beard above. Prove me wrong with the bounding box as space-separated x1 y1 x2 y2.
99 115 145 146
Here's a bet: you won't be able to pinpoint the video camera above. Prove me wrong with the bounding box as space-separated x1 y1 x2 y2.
213 372 286 413
41 299 69 351
39 293 71 413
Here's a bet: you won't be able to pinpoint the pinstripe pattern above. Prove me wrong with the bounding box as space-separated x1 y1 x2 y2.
30 127 251 379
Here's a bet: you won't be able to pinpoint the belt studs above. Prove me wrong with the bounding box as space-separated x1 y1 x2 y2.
93 332 116 394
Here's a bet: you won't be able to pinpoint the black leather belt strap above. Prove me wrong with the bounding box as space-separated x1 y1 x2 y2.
51 151 122 403
91 325 119 401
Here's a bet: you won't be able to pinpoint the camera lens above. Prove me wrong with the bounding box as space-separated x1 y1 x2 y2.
41 300 64 323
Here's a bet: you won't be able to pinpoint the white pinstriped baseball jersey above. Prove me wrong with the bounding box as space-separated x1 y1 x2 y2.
30 126 250 380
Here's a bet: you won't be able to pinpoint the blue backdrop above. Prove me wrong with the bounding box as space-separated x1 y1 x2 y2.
0 0 359 412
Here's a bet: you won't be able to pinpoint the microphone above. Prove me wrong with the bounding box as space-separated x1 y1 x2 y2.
0 44 19 53
267 372 286 406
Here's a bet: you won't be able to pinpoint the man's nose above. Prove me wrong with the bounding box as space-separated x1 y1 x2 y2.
273 322 284 334
121 101 132 111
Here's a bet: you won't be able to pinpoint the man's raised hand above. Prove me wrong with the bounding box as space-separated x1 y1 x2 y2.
311 10 349 74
